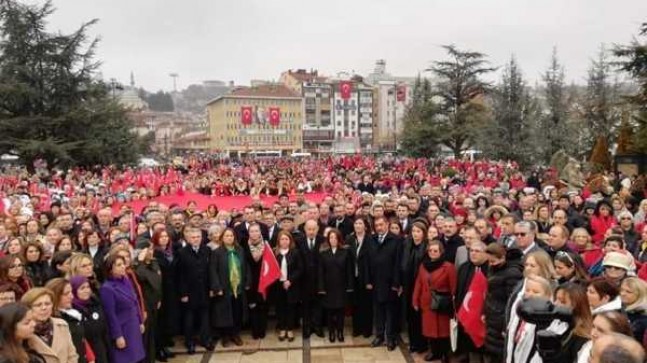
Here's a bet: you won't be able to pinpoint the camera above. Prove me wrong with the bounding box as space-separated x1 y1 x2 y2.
516 297 574 363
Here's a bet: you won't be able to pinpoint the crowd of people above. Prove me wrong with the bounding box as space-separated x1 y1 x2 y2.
0 155 646 363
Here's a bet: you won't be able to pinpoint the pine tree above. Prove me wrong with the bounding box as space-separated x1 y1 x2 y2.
0 1 146 170
615 22 647 153
538 48 571 162
582 45 620 149
616 116 635 155
481 56 539 166
400 79 442 157
428 45 495 158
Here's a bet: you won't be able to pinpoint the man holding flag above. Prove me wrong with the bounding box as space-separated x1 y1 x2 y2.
454 241 489 363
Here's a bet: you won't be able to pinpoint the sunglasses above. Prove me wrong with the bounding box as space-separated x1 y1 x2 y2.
556 251 574 264
514 232 528 237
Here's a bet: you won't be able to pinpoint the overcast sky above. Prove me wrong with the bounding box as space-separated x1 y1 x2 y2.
34 0 647 91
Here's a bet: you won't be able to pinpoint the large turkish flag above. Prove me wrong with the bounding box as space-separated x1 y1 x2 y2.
258 242 281 300
339 81 352 100
456 269 488 347
241 106 253 125
269 107 280 126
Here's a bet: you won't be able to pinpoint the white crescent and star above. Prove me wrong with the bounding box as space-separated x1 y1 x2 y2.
262 260 269 276
462 291 472 313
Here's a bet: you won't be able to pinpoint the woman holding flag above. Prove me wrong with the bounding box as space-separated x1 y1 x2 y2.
244 223 271 339
209 228 250 347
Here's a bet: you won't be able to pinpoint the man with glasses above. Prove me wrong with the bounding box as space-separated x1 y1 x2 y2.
454 241 489 363
455 227 480 268
618 211 639 254
512 221 541 255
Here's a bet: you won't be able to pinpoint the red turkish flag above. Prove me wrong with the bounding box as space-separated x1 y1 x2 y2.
456 269 488 347
396 85 406 102
241 106 253 125
269 107 280 126
339 81 352 100
258 242 281 300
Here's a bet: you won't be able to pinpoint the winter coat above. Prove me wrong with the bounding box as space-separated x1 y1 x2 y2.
368 233 403 303
626 305 647 343
25 261 49 287
209 245 251 328
27 317 79 363
412 261 457 338
589 215 616 245
483 249 524 356
76 296 110 363
272 248 303 304
99 277 145 363
318 247 354 309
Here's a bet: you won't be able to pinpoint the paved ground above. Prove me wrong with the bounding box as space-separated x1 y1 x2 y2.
165 326 429 363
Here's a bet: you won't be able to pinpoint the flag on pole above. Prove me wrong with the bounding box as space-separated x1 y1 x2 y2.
258 242 281 300
456 269 488 347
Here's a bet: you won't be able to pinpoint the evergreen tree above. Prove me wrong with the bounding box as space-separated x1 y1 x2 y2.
145 90 175 112
480 56 539 166
538 48 572 162
428 45 495 157
0 1 146 170
400 77 442 157
582 45 620 149
615 22 647 153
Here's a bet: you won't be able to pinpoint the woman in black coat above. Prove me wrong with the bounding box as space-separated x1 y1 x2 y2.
82 230 109 283
210 228 250 347
152 230 179 358
346 217 373 338
318 228 354 343
134 241 163 363
273 230 303 342
482 244 523 362
243 223 270 339
71 275 110 363
400 221 428 353
23 242 49 287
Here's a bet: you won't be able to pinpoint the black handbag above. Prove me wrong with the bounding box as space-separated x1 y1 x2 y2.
430 291 454 314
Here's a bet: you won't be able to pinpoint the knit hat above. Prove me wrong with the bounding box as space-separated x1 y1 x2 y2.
602 251 632 271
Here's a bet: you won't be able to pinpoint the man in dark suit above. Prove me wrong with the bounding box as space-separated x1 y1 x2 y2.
234 206 269 246
329 204 354 240
396 203 412 236
441 217 464 264
263 210 281 248
167 210 186 252
176 227 214 353
368 216 403 351
187 213 209 245
296 219 325 338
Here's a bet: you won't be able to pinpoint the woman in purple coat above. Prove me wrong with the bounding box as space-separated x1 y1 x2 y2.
100 253 145 363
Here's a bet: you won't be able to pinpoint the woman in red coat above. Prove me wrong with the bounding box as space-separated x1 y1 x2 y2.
412 239 457 363
590 200 616 246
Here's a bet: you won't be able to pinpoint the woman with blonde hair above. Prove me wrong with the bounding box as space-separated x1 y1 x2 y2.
21 287 79 363
524 249 557 281
620 277 647 342
571 228 603 269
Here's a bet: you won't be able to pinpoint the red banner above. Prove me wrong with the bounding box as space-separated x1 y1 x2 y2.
241 106 253 125
396 85 406 102
269 107 280 126
339 81 352 100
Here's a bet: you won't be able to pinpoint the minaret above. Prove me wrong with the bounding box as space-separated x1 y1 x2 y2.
130 71 135 87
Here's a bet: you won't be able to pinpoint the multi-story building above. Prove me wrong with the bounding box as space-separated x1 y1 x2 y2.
331 79 374 153
374 81 411 151
206 84 303 156
280 70 334 153
365 60 416 151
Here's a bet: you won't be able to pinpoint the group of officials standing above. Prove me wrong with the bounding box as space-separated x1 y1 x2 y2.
174 204 408 353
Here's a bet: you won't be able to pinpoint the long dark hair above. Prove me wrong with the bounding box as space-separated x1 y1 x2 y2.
0 302 32 363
